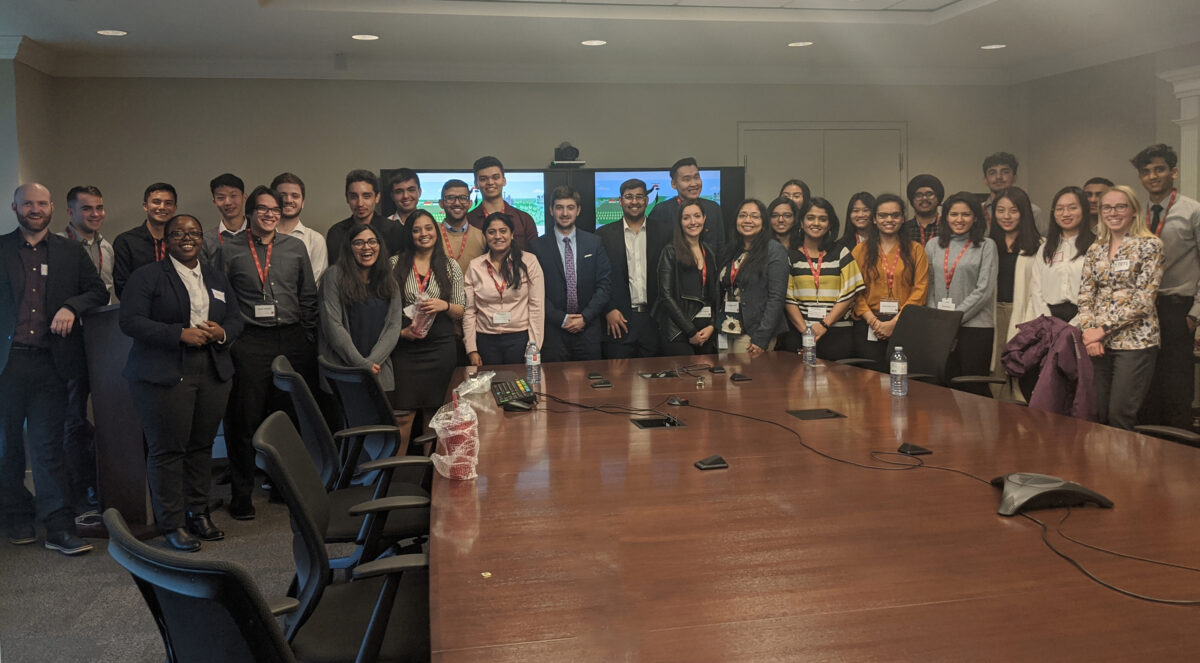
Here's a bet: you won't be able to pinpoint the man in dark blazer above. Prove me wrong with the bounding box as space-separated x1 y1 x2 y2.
1 183 108 555
597 178 666 359
530 185 611 362
645 157 726 253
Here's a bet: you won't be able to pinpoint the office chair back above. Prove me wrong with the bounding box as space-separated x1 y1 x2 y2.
318 356 404 476
103 508 296 663
887 306 964 385
252 411 334 640
272 355 341 490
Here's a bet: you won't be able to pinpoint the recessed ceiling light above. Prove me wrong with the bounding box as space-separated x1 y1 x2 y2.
96 30 127 37
788 41 814 48
352 34 380 41
980 44 1007 50
581 40 607 46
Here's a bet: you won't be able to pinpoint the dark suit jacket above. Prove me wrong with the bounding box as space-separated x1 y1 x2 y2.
0 230 109 380
529 228 612 331
595 219 671 322
119 258 243 386
646 197 726 253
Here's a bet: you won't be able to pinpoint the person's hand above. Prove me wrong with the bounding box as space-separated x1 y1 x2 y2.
812 322 827 342
605 309 628 339
564 314 586 334
1081 327 1106 346
197 321 225 343
419 298 449 314
689 325 714 346
181 327 208 347
1085 340 1106 357
370 363 381 374
875 318 897 339
1189 316 1199 333
467 351 483 367
399 326 422 341
50 308 76 337
747 343 766 358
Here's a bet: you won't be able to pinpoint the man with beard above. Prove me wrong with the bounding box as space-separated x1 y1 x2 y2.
1 183 108 555
113 182 178 297
327 169 402 262
271 172 328 281
902 174 944 247
598 178 663 358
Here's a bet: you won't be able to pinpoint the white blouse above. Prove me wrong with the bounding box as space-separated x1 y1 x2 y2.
1028 236 1088 326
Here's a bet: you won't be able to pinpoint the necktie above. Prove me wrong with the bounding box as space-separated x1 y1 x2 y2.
1152 204 1163 234
564 237 578 314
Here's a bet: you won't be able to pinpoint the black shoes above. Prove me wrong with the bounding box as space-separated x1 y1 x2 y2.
44 530 93 556
6 522 36 545
186 510 225 541
228 496 256 521
163 528 202 552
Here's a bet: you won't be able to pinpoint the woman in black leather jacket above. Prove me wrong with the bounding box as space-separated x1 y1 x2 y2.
655 201 720 356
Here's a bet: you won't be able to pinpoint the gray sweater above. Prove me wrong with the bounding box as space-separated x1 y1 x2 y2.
925 235 997 328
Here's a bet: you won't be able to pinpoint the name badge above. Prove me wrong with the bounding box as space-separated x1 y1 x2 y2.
725 301 740 314
1112 259 1131 272
808 305 829 321
40 264 48 276
696 306 712 318
879 300 899 314
1052 251 1064 264
937 298 955 311
717 332 730 350
254 303 276 319
212 289 225 302
492 311 512 324
867 327 878 342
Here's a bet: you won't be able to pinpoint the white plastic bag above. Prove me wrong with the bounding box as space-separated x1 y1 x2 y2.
454 370 495 396
430 395 479 480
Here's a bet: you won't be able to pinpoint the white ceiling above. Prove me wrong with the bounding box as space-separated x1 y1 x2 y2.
1 0 1198 85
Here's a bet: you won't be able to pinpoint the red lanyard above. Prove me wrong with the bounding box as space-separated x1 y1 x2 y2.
802 248 824 292
413 264 432 293
66 226 103 272
154 238 165 262
484 259 506 299
917 213 939 246
944 241 971 290
1150 190 1178 236
729 252 747 285
247 233 273 292
698 247 708 289
882 247 899 298
441 225 469 260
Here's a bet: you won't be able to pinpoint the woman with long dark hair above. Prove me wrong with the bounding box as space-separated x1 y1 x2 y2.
779 179 811 210
840 191 875 252
717 199 790 358
784 197 864 360
464 212 545 366
1027 186 1095 326
851 194 929 371
655 200 720 356
925 192 998 394
768 196 801 252
990 186 1042 342
391 210 466 413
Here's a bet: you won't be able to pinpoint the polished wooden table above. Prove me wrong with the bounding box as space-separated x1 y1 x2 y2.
429 354 1200 661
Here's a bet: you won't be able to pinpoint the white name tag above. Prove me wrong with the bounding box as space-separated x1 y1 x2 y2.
40 264 48 276
212 289 225 302
725 301 740 314
879 300 899 314
808 305 829 321
492 311 512 324
938 298 955 311
717 333 730 350
696 306 712 318
254 303 276 319
867 327 878 342
1112 259 1131 272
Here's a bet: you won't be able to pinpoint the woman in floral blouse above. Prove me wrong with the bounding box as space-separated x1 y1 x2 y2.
1078 185 1164 430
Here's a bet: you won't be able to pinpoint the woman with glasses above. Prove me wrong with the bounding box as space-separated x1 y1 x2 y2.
464 212 546 366
120 215 242 552
840 192 875 252
784 197 864 360
319 223 404 393
717 199 790 358
1027 186 1095 326
656 200 720 356
390 210 466 415
1079 185 1164 430
851 194 929 371
767 196 803 350
925 192 998 394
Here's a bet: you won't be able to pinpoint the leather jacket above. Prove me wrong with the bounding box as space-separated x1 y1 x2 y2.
654 243 720 342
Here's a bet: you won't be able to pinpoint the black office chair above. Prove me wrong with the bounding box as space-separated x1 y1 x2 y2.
1134 425 1200 448
104 508 299 663
252 412 430 661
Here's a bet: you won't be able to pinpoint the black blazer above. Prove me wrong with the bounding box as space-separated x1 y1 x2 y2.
654 243 720 342
529 229 612 326
0 230 109 380
718 241 790 348
595 219 671 321
119 258 243 386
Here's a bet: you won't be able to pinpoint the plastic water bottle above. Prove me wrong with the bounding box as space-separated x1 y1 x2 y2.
890 345 908 397
802 326 817 366
524 341 541 385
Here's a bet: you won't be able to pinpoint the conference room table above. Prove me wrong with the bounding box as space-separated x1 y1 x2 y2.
428 354 1200 661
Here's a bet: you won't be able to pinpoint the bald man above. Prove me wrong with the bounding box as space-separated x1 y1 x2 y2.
0 183 108 555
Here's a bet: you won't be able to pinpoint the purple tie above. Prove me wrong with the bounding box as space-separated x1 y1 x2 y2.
564 236 578 314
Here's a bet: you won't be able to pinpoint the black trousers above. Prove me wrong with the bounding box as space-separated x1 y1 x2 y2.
63 373 97 512
543 322 603 363
1095 347 1158 430
130 349 231 531
1138 296 1194 429
949 326 994 396
476 331 529 366
815 325 855 361
603 310 661 359
225 324 316 501
852 319 889 373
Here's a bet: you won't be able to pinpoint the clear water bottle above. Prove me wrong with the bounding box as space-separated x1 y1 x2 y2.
802 325 817 366
524 341 541 385
890 345 908 397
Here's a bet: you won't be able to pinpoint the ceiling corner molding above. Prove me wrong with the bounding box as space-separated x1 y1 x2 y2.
14 37 58 74
1159 65 1200 99
0 35 23 60
928 0 1001 24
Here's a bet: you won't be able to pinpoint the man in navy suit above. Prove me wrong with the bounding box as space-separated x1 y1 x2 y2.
530 185 611 362
0 183 108 555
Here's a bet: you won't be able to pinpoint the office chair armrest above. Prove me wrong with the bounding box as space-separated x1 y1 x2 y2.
835 358 873 367
266 596 301 616
351 553 429 580
949 375 1006 385
414 432 437 445
332 424 402 442
347 495 430 516
356 456 433 474
1134 425 1200 447
392 409 413 418
910 374 937 383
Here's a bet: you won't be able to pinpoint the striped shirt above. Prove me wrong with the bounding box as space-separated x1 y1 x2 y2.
398 258 467 313
786 246 864 327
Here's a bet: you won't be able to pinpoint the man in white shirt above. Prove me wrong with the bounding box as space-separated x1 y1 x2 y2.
597 178 663 358
271 172 328 282
387 169 422 228
202 173 247 263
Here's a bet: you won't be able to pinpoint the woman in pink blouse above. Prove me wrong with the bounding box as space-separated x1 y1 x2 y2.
1078 185 1164 430
463 212 545 366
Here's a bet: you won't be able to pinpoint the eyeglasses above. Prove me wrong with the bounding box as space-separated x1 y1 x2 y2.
1100 203 1131 214
442 195 471 204
876 212 904 220
1053 204 1082 214
737 212 762 220
167 230 204 240
621 194 647 202
913 191 939 200
351 238 380 248
769 212 794 220
255 205 283 216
